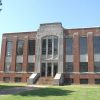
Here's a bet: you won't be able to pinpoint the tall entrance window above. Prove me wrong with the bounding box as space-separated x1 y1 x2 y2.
42 36 58 56
48 39 52 55
42 39 46 55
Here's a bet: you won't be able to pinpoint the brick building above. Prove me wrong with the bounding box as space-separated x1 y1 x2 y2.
0 23 100 85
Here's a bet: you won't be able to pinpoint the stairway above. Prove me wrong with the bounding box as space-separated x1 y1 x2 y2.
36 77 54 85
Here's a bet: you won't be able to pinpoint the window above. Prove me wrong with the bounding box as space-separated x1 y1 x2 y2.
28 40 35 55
16 63 22 72
54 37 58 55
80 62 88 72
66 62 73 72
95 79 100 84
66 37 73 55
80 37 87 54
42 39 46 55
27 63 34 72
94 62 100 72
6 41 13 56
4 63 11 72
41 63 46 76
17 40 24 55
42 36 58 56
80 79 88 84
94 36 100 54
15 77 21 82
48 39 52 55
3 77 10 83
64 78 73 85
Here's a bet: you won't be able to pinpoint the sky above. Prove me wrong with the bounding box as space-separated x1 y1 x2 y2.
0 0 100 52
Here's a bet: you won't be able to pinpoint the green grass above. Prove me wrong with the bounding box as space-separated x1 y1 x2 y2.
0 83 26 89
0 83 100 100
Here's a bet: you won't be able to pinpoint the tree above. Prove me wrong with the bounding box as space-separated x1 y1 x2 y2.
0 0 2 11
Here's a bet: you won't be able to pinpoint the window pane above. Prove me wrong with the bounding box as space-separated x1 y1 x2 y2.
94 62 100 72
54 37 58 55
6 41 13 56
17 40 24 55
27 63 34 72
94 36 100 54
16 63 22 72
80 37 87 54
4 63 11 72
66 62 73 72
66 38 73 55
28 40 35 55
80 62 88 72
42 39 46 55
80 79 88 84
48 39 52 55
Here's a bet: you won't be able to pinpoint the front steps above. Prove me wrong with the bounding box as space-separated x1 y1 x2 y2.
36 77 54 85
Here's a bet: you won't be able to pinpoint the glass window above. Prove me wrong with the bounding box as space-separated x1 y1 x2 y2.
41 63 46 76
66 62 73 72
42 39 46 55
4 63 11 72
6 41 13 56
80 37 87 54
54 37 58 55
16 63 22 72
27 63 34 72
3 77 10 83
80 79 88 84
15 77 21 82
48 39 52 55
94 62 100 72
94 36 100 54
17 40 24 55
66 38 73 55
80 62 88 72
28 40 35 55
95 79 100 84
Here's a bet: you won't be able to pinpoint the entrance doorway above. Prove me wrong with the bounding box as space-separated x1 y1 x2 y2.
41 62 58 77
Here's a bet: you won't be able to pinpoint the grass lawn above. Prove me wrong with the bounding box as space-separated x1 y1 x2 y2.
0 83 100 100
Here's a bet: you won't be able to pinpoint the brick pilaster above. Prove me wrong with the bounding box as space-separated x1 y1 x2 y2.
0 37 7 71
87 32 94 84
73 32 80 84
22 36 28 72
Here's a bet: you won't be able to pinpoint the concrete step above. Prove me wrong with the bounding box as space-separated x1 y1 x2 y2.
36 77 54 85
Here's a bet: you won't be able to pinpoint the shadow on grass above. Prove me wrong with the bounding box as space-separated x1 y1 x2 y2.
15 87 74 97
0 85 24 90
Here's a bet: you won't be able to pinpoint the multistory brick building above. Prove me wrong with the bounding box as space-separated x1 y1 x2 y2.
0 23 100 85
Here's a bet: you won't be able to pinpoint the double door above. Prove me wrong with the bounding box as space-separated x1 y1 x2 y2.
41 62 58 77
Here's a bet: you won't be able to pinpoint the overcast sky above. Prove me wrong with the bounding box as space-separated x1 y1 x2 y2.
0 0 100 52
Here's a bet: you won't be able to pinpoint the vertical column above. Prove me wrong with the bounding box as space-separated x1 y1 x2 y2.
0 37 7 71
23 36 28 72
58 33 64 73
87 32 94 84
35 34 41 73
11 36 17 72
73 32 80 84
45 63 47 77
51 63 54 77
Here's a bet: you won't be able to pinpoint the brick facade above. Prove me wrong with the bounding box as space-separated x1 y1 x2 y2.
0 23 100 84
